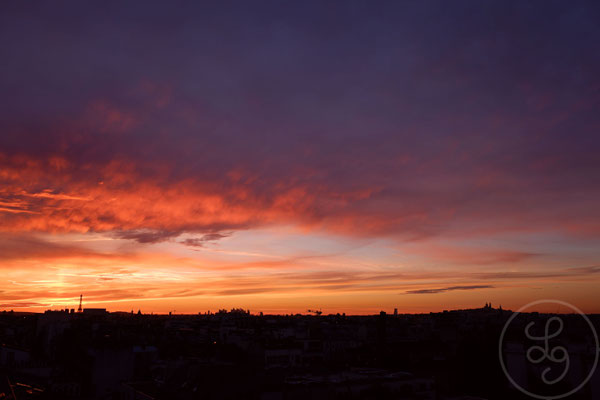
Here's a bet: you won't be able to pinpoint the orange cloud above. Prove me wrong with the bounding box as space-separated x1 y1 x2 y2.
0 153 386 242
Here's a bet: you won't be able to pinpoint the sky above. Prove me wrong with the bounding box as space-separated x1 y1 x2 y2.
1 1 599 314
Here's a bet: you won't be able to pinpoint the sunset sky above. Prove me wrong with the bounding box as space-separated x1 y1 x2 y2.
1 2 599 314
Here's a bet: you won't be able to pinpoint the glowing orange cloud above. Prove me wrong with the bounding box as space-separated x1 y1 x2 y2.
0 153 384 241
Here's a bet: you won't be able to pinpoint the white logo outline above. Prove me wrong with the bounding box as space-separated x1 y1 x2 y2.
498 299 599 400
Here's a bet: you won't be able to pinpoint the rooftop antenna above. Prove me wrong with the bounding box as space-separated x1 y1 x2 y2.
78 294 83 313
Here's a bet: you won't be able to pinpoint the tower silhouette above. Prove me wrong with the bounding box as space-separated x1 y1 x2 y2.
78 294 82 313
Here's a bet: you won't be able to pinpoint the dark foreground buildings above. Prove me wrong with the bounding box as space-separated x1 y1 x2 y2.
0 305 598 399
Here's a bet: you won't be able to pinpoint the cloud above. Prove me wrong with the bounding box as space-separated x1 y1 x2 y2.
405 285 495 295
0 233 117 262
215 288 276 296
114 229 182 244
180 232 231 247
567 265 600 275
0 302 49 308
402 244 539 265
